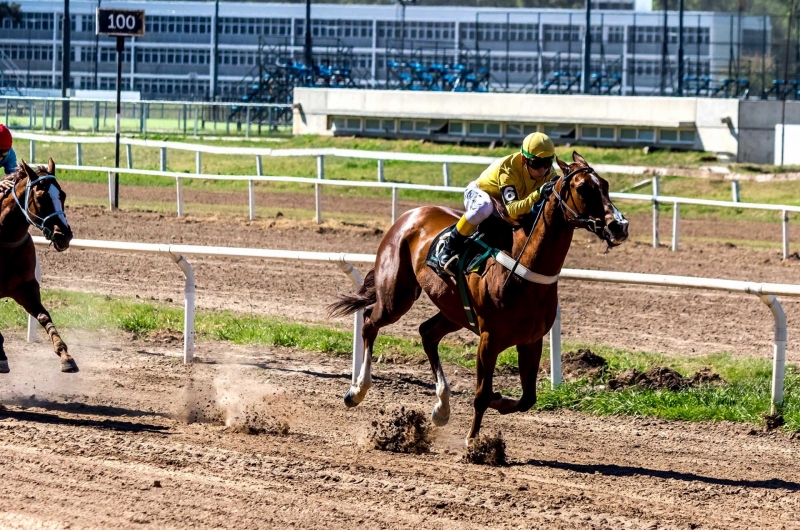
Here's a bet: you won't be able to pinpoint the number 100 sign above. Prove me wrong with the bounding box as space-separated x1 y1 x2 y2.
96 8 145 37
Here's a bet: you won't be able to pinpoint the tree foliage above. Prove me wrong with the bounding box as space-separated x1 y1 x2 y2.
0 2 22 26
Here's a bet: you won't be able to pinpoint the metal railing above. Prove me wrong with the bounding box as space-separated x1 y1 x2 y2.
3 97 293 136
30 237 798 413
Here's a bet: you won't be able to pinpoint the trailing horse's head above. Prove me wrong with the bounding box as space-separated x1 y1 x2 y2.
555 151 629 247
19 159 72 252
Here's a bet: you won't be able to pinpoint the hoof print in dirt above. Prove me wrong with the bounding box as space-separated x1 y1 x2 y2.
369 407 431 454
463 432 507 466
608 366 724 391
763 412 785 431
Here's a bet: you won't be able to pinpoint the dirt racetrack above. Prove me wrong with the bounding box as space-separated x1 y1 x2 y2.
2 193 800 528
1 331 799 529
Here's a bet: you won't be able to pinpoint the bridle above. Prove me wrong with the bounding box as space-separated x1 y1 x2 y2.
551 164 607 238
10 173 64 241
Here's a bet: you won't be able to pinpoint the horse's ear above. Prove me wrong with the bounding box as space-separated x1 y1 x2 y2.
572 151 587 166
47 158 56 175
556 156 570 174
19 159 36 179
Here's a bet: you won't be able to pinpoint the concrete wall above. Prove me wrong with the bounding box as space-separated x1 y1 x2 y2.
294 88 799 164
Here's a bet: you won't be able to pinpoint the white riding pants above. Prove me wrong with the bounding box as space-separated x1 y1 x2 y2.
463 181 494 226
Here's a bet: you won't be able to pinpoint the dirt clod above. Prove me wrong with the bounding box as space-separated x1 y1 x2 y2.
562 349 607 381
463 432 507 466
763 413 785 431
224 403 290 436
369 407 431 454
609 366 724 391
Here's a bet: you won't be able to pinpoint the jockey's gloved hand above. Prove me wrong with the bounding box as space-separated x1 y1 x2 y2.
0 179 12 194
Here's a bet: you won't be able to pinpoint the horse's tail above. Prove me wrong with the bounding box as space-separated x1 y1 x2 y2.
327 269 376 318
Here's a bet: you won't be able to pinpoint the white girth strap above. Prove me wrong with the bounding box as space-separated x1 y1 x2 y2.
494 251 560 285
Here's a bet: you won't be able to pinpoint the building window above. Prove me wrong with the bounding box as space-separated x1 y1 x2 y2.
469 123 485 135
381 120 396 132
621 128 655 142
399 120 414 132
449 122 463 135
582 126 615 140
365 119 380 131
486 123 501 136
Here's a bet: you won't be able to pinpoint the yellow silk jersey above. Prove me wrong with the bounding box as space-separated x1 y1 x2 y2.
475 151 556 219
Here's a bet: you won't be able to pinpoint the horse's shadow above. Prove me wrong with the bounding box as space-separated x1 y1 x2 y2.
1 396 169 419
520 458 800 491
0 406 169 433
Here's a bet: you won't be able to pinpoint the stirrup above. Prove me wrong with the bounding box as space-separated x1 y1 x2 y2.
441 254 459 276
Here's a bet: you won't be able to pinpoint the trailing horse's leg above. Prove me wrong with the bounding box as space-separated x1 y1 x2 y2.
344 319 378 407
344 258 421 408
0 332 8 373
488 339 543 414
11 283 78 373
419 312 461 427
466 332 501 443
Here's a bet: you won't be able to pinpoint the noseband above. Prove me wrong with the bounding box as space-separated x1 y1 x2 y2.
11 174 64 241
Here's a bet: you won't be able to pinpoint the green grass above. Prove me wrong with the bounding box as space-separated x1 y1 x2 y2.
2 289 797 431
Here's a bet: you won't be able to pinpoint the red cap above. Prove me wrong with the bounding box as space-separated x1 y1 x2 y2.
0 125 11 151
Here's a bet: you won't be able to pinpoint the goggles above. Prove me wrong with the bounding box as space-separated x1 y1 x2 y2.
524 154 554 170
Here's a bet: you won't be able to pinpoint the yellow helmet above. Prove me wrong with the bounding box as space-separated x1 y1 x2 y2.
521 132 555 160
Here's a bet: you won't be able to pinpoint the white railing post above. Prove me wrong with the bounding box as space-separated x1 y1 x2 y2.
107 171 117 211
75 143 82 166
549 304 562 387
759 295 786 412
391 186 398 224
26 255 41 343
125 144 133 169
671 202 680 252
170 253 195 364
782 210 790 260
29 139 35 164
245 106 251 139
732 180 741 202
377 159 385 182
160 147 167 172
256 154 263 176
652 176 660 249
442 162 451 187
315 155 324 224
176 178 184 217
195 151 202 174
193 105 199 136
248 180 256 221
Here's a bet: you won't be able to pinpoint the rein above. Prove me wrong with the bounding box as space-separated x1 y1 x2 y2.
10 174 63 241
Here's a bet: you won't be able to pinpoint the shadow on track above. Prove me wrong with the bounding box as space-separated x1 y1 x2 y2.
521 458 800 491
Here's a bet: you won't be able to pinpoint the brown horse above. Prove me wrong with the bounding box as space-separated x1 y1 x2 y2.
0 159 76 374
329 152 628 442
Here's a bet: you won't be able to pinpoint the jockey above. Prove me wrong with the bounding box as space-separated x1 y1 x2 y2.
0 124 18 194
437 132 556 272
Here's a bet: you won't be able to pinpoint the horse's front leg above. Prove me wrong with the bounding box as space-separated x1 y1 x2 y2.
12 282 78 373
488 339 543 414
0 332 8 373
466 331 502 443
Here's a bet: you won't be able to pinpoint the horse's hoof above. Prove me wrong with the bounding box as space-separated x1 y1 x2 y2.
0 360 8 374
431 403 450 427
61 359 79 373
343 388 360 408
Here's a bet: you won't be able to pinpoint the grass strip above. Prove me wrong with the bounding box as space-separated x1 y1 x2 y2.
1 290 796 430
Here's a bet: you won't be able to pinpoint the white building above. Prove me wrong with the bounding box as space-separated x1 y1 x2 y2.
0 0 771 100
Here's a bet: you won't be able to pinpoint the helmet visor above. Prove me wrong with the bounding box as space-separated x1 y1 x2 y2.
525 155 554 170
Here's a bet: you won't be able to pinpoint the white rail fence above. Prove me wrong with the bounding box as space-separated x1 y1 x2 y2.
48 162 800 259
30 237 799 413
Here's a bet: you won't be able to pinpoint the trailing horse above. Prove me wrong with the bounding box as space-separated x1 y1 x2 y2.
0 159 76 374
329 152 629 443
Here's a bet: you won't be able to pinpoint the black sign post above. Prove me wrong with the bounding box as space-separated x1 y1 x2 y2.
96 8 145 210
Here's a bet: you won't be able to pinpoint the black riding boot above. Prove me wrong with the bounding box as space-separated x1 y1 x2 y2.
438 227 469 274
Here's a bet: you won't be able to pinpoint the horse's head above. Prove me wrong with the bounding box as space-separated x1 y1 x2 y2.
554 151 628 247
18 158 72 252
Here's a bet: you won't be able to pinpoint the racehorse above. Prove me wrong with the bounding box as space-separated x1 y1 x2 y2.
328 152 629 442
0 158 76 374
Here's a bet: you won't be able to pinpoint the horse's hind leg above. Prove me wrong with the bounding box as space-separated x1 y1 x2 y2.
420 312 461 426
344 260 420 407
0 332 8 373
467 332 502 443
11 282 78 373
